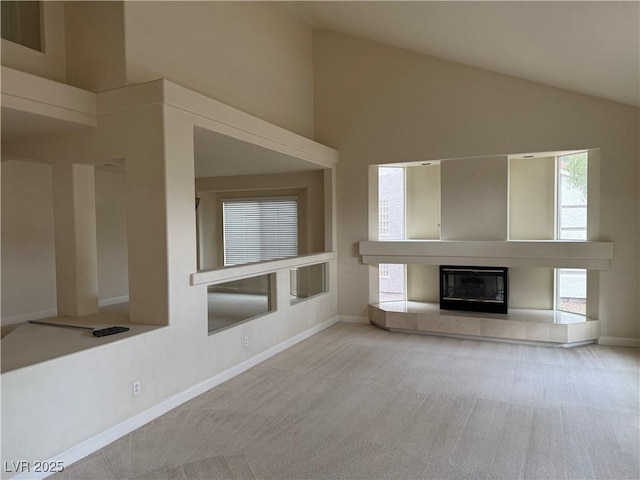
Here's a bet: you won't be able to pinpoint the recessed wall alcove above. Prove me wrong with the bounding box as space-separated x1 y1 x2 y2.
1 66 339 372
362 150 611 345
191 124 335 334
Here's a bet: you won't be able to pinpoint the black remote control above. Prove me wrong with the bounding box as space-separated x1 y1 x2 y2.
92 326 130 337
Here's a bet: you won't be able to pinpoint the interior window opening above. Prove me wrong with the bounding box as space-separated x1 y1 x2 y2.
290 262 328 305
207 274 275 333
1 1 43 52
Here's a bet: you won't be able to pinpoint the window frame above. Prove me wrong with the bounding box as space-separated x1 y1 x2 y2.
554 152 588 315
377 166 407 301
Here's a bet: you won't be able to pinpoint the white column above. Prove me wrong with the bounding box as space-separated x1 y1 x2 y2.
52 163 99 316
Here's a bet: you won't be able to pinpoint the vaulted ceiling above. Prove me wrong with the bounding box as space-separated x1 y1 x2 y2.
294 1 640 107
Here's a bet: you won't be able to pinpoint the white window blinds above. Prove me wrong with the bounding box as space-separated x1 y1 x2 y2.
223 198 298 266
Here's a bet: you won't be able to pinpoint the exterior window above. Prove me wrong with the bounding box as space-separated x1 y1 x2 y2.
378 167 406 301
1 1 42 52
557 152 587 240
557 268 587 315
379 264 390 279
222 197 298 266
379 200 389 237
556 152 588 315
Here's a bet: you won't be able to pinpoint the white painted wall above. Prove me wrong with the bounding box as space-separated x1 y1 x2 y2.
405 165 441 303
65 1 126 92
314 30 639 340
406 165 440 240
407 265 439 302
95 170 128 301
3 0 314 138
123 1 314 138
509 156 555 240
1 164 130 325
507 157 556 308
1 161 57 324
51 162 100 317
509 267 554 310
440 156 508 241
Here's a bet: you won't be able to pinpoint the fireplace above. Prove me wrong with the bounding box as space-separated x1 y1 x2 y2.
440 266 508 314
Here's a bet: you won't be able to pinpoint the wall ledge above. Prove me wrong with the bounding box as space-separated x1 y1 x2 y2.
359 240 613 270
191 252 336 286
1 66 97 136
98 295 130 308
95 79 338 170
1 308 58 327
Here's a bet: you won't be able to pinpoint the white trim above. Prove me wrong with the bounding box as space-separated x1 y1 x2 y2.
359 240 613 270
14 315 340 480
163 81 338 168
191 252 336 286
339 315 370 324
96 79 338 169
1 66 97 115
98 295 130 307
1 308 58 326
597 336 640 347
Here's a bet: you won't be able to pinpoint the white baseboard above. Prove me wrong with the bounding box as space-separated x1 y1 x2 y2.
98 295 130 307
339 315 370 324
597 336 640 347
1 308 58 326
15 315 340 480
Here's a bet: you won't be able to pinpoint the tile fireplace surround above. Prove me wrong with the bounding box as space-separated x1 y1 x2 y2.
369 301 600 346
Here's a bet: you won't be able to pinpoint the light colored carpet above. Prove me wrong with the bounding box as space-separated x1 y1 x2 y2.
53 323 639 480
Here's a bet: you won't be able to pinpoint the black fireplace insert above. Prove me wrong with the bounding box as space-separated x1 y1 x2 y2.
440 265 508 314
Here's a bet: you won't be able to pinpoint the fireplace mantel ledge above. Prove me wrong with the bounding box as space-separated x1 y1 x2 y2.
359 240 613 270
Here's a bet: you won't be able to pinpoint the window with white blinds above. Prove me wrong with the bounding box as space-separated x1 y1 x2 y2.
223 197 299 266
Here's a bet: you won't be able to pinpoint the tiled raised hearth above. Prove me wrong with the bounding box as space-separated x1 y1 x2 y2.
369 301 600 346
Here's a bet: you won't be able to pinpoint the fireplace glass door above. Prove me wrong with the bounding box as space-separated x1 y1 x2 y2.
440 266 508 314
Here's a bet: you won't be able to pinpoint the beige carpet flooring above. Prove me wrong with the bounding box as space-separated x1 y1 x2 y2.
53 323 639 480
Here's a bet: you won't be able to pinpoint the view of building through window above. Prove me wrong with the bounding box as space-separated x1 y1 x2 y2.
378 167 405 301
557 152 588 315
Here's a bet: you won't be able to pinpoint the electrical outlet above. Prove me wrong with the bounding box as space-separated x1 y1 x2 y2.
243 336 249 347
132 380 141 396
